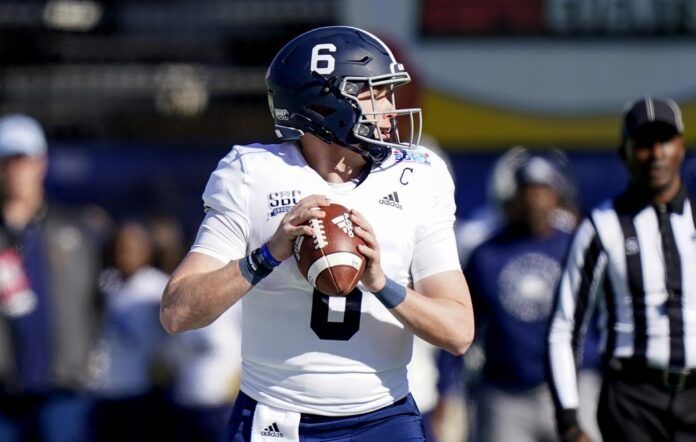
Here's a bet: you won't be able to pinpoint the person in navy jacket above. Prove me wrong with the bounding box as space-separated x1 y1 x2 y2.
465 153 602 442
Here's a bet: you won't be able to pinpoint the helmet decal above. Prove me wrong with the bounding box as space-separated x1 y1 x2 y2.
310 44 337 75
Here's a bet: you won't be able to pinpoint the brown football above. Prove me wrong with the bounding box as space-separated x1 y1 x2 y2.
293 203 366 296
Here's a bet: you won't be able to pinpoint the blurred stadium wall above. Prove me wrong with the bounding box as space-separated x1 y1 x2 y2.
2 0 695 226
344 0 696 150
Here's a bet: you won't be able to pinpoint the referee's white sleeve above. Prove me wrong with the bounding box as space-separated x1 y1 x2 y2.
548 218 606 413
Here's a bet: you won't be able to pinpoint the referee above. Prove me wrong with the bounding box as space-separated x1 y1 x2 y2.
547 97 696 442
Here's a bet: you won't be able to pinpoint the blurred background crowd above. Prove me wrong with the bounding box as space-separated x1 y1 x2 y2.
1 0 696 441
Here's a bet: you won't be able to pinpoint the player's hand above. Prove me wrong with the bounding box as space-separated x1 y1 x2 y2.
350 209 386 293
266 194 330 261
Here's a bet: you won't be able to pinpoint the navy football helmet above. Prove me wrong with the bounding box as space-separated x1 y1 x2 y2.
266 26 422 165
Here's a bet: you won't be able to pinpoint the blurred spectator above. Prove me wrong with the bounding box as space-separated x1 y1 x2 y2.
455 146 529 264
0 114 102 442
87 220 169 441
449 148 530 442
142 212 241 442
408 336 469 442
167 304 242 442
463 153 601 442
407 337 440 440
148 213 187 275
80 205 116 253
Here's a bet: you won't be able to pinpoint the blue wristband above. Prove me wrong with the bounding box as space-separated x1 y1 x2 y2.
238 248 274 285
260 243 282 268
373 277 407 309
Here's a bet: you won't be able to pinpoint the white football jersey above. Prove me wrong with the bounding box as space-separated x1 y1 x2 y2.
191 141 460 415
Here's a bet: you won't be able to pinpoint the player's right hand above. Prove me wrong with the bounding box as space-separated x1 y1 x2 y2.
349 208 386 293
266 194 330 261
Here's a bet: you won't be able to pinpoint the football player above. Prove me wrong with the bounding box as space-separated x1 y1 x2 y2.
161 26 474 441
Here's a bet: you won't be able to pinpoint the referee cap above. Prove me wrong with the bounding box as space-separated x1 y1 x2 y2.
622 97 684 142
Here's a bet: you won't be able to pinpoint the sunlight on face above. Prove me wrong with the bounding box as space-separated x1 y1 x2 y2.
357 85 395 122
356 85 397 142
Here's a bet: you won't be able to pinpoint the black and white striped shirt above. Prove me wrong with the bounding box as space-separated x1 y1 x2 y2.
547 185 696 413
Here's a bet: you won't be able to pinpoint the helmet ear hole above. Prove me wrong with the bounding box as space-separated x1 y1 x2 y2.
309 105 336 117
344 82 360 96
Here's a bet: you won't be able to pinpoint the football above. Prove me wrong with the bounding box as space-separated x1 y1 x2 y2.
293 203 366 296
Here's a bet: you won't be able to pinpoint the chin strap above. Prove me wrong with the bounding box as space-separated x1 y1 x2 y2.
362 142 392 165
335 141 391 166
340 123 392 165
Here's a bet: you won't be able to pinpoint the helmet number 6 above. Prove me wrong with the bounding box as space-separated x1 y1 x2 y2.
310 44 336 75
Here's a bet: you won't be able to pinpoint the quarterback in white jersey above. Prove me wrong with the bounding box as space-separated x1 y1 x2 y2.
161 26 474 441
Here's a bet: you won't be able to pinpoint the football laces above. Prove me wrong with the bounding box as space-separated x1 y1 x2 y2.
310 219 328 249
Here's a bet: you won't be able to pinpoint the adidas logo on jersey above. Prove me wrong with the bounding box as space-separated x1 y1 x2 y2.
260 422 283 437
379 191 402 210
331 213 355 237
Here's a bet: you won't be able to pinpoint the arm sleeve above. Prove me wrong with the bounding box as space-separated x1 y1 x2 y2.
189 147 250 263
547 217 607 432
410 158 461 282
190 209 248 263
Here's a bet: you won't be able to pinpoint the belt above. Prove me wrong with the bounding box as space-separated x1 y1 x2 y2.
606 358 696 392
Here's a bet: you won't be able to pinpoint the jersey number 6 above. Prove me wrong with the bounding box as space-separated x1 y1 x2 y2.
310 288 362 340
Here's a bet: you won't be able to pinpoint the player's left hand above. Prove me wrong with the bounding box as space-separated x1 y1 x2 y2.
350 209 387 293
